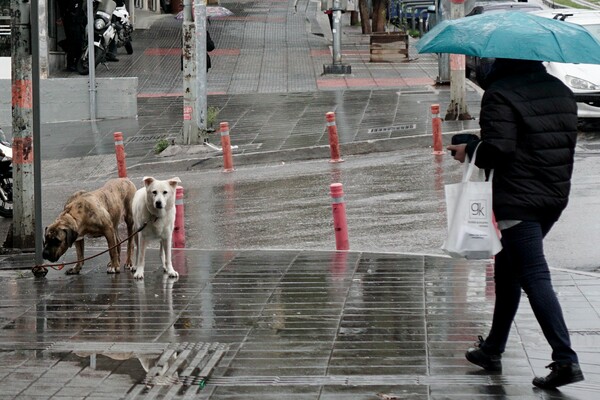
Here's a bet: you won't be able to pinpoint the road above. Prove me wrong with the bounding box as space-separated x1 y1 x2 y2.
4 132 597 274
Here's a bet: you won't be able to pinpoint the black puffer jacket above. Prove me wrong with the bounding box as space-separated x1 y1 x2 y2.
465 59 578 222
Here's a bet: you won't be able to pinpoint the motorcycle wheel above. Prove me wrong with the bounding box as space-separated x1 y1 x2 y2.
94 46 106 65
0 178 13 219
76 47 105 75
76 53 89 75
125 41 133 55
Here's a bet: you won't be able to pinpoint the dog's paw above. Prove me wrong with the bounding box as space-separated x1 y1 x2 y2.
133 271 144 280
65 268 80 275
106 266 118 274
128 265 137 272
164 265 179 279
167 270 179 279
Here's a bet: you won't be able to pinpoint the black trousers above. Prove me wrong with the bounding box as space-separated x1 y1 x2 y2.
481 220 578 363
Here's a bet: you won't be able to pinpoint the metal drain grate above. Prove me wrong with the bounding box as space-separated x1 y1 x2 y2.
125 135 170 143
368 124 417 134
46 341 228 398
142 342 227 387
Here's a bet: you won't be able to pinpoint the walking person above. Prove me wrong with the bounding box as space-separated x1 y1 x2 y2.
447 58 584 389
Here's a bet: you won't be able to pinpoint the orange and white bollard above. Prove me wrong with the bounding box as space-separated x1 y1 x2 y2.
431 104 444 155
330 183 349 250
114 132 127 177
173 186 186 248
220 121 234 173
326 112 344 163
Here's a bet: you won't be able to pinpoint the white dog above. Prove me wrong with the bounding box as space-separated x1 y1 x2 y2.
130 176 181 280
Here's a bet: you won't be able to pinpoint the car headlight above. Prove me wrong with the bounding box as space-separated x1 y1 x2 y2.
94 19 106 30
565 75 600 91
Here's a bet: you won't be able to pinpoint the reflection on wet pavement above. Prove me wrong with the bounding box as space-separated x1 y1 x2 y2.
0 250 598 398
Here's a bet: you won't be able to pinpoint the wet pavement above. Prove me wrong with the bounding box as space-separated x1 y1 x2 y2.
0 0 599 398
1 250 599 399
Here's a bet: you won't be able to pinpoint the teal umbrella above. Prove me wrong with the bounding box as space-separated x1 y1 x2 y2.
416 11 600 64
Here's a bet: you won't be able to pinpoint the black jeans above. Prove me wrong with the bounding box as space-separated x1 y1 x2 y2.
481 220 578 364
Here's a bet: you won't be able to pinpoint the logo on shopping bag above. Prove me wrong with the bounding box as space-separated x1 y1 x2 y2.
469 199 487 219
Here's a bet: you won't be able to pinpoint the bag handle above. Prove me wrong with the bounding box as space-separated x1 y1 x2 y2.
462 142 494 182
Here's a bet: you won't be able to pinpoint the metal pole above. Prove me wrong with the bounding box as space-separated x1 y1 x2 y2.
436 0 449 83
87 0 97 120
194 0 207 144
11 0 35 250
323 0 351 75
332 0 342 64
181 0 198 145
445 0 470 120
31 0 42 263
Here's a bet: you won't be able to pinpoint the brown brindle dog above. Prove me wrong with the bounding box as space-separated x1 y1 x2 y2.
42 178 137 274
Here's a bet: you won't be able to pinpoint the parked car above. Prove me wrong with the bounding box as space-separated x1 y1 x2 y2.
531 10 600 121
464 2 544 85
427 0 522 31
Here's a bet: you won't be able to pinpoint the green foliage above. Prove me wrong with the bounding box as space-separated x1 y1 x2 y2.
207 106 220 127
154 138 170 154
408 29 421 38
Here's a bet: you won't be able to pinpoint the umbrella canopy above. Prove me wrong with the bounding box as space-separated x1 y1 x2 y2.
416 11 600 64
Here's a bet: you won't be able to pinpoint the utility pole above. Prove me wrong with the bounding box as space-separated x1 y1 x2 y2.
181 0 197 145
194 0 207 143
11 0 35 250
445 0 471 120
181 0 207 145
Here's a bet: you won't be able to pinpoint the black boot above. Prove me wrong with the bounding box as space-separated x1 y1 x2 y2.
465 335 502 371
532 362 584 389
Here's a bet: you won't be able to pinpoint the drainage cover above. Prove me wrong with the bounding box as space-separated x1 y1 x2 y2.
368 124 417 134
125 135 169 143
46 341 227 398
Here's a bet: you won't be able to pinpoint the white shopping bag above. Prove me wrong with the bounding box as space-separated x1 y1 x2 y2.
442 145 502 259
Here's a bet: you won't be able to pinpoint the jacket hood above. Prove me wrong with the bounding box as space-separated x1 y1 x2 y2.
480 58 546 90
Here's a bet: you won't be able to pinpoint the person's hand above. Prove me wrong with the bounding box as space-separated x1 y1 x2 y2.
447 144 467 163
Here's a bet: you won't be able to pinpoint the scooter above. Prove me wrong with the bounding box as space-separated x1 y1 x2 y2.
77 0 117 75
112 4 133 55
0 128 13 219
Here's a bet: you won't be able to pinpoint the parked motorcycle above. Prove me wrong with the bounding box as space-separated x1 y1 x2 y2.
77 1 133 74
77 0 117 75
112 4 133 55
0 128 13 219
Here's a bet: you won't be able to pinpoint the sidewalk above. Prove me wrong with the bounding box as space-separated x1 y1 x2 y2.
43 0 483 179
0 249 598 399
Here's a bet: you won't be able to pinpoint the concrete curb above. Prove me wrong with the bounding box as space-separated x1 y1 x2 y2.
126 130 475 173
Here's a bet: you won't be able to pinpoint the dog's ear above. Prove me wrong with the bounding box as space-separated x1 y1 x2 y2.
168 177 181 188
143 177 154 188
65 228 78 247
